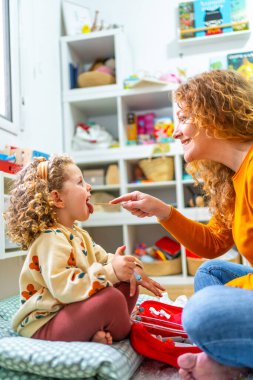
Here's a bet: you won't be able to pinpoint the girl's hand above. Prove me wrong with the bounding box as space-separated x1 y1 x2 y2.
110 191 172 221
112 246 136 282
129 268 166 297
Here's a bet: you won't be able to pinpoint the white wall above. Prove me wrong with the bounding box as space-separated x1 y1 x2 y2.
72 0 253 77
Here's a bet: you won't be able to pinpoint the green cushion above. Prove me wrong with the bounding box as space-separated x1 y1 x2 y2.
0 367 49 380
0 319 18 338
0 295 20 321
0 293 158 379
0 336 142 379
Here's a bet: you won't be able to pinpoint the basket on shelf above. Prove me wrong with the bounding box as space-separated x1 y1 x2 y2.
186 249 241 276
139 156 174 182
142 256 182 276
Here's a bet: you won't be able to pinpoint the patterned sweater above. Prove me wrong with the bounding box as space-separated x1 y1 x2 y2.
12 224 120 337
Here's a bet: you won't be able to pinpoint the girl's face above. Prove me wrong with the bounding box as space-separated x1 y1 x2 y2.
173 109 215 162
56 164 93 227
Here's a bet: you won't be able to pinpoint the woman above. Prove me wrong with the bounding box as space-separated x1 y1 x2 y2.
111 70 253 380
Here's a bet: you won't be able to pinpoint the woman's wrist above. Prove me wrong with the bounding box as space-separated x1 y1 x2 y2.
157 204 173 221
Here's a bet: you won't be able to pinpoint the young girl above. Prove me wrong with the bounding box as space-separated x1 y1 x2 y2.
6 155 164 344
111 70 253 379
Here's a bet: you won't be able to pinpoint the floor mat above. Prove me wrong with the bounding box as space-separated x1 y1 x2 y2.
131 358 180 380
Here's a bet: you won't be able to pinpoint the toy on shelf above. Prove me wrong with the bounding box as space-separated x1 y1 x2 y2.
137 113 155 145
125 110 174 146
134 236 181 263
154 236 181 260
134 243 148 257
123 71 181 89
127 112 137 145
77 58 116 88
132 164 148 183
91 10 99 32
133 237 182 276
159 73 181 84
0 155 22 174
186 185 206 208
72 122 116 150
0 146 49 174
154 117 174 143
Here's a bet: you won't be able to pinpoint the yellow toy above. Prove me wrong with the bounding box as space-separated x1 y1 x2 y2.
154 117 174 142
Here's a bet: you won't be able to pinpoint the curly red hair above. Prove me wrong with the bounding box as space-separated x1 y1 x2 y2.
175 70 253 231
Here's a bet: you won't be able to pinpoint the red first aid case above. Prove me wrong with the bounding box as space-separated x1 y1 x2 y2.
130 300 201 368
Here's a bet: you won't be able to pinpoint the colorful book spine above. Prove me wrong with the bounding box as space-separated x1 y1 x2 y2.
194 0 233 37
179 1 195 39
230 0 249 31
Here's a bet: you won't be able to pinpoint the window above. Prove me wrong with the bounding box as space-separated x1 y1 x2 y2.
0 0 12 122
0 0 20 134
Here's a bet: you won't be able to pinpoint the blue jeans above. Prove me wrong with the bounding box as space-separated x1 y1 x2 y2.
182 260 253 368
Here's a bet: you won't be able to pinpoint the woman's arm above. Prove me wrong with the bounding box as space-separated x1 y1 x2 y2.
111 191 234 258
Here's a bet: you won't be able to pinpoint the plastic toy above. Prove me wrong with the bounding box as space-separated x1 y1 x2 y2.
77 58 116 88
134 243 147 257
154 117 174 143
159 73 181 84
72 122 114 150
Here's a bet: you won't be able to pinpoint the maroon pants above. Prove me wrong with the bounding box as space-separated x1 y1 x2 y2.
32 282 138 342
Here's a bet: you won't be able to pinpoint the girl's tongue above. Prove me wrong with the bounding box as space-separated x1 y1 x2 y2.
86 201 94 214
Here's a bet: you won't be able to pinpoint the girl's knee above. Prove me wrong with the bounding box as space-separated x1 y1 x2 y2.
99 286 127 310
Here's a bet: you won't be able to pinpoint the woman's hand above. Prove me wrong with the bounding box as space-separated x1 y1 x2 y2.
112 246 136 282
110 191 172 221
129 267 166 297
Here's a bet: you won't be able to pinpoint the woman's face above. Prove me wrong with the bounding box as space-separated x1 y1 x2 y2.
173 108 215 162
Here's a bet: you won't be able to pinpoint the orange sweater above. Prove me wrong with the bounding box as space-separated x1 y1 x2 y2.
160 144 253 290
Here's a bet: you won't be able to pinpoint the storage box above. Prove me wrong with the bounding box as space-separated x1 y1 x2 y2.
82 169 104 185
187 249 241 276
0 160 22 174
142 256 182 276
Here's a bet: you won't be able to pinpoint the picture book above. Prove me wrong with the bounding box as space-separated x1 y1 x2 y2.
179 1 195 39
209 55 227 70
227 51 253 81
194 0 233 37
230 0 249 31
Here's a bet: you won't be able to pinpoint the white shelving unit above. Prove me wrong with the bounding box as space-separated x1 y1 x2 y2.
0 172 26 259
60 29 210 285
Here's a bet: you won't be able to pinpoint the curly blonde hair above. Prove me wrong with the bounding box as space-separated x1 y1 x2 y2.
175 70 253 231
5 155 74 250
